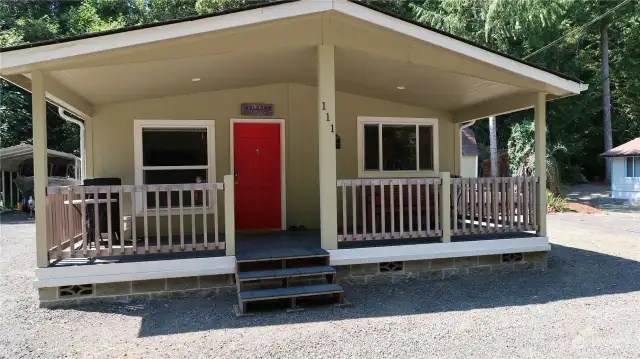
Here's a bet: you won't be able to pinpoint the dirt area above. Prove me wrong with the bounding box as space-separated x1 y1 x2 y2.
566 202 602 214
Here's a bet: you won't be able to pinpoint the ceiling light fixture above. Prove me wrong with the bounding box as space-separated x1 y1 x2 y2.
191 78 201 82
397 86 405 90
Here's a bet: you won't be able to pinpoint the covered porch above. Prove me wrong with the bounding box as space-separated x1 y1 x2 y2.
0 1 584 275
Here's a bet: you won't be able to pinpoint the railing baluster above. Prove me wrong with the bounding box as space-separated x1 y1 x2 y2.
478 180 484 233
425 182 431 236
179 189 184 250
143 187 149 252
167 188 172 251
485 179 491 233
501 178 507 231
434 179 440 234
390 181 395 238
155 189 161 252
131 187 137 253
93 188 100 254
380 181 386 238
341 181 347 240
452 179 458 235
203 186 208 249
523 177 529 231
470 179 476 233
399 181 404 238
191 188 196 249
214 186 220 248
351 181 357 240
67 188 75 257
361 181 367 239
119 187 125 255
417 179 422 236
107 189 113 255
79 187 87 257
370 181 376 240
532 177 537 231
493 178 499 232
408 181 413 237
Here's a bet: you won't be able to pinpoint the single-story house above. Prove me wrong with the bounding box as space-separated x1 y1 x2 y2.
600 137 640 200
459 127 478 178
0 0 586 309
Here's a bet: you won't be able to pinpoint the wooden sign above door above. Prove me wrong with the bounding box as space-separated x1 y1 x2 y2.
241 103 274 117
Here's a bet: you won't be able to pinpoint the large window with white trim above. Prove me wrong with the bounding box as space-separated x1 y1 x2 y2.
134 120 215 210
358 117 438 177
626 157 640 178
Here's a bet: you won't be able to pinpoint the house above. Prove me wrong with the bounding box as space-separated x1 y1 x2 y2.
600 137 640 200
0 0 586 309
459 127 478 178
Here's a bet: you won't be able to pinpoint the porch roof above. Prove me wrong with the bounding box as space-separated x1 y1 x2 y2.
0 0 586 120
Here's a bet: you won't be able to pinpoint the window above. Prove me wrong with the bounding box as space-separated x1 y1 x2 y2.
626 157 640 177
358 117 438 177
134 120 215 212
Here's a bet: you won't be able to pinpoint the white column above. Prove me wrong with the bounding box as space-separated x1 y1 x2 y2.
9 172 13 208
440 172 451 242
32 71 50 267
318 45 338 250
224 175 235 256
1 171 5 208
84 117 94 178
534 92 547 237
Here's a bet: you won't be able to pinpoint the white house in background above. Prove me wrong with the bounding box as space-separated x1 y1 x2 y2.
600 137 640 200
0 0 586 309
459 127 478 178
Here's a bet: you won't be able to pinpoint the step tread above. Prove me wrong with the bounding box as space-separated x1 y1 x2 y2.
236 247 329 262
239 283 343 301
237 266 335 281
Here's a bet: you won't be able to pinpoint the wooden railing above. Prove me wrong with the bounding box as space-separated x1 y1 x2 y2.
451 176 539 235
46 182 226 259
336 178 442 241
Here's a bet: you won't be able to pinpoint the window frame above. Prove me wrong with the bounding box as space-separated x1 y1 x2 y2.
625 156 640 178
134 119 216 215
357 117 439 178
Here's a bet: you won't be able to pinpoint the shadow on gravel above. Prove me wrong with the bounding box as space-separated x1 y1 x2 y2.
0 212 33 225
61 243 640 337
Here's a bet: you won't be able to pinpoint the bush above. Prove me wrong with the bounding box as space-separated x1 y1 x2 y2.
547 190 569 213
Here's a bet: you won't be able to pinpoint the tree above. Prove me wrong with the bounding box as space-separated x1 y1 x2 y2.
601 18 612 183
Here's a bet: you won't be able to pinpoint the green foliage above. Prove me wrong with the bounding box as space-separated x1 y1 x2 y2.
547 190 569 213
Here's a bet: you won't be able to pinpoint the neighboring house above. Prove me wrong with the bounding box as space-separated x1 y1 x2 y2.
600 137 640 200
0 0 586 309
459 127 478 178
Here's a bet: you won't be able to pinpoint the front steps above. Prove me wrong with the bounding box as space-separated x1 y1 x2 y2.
234 248 345 315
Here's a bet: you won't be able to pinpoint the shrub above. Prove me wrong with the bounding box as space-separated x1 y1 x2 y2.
547 190 569 213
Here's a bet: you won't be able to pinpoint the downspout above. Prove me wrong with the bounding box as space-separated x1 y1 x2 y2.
459 120 477 177
57 108 85 183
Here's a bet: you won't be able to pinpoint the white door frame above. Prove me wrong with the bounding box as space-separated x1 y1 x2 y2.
230 118 286 230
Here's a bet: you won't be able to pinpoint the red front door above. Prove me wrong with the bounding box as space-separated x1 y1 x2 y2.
234 122 282 230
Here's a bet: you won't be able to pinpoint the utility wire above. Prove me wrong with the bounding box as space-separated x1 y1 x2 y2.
522 0 634 60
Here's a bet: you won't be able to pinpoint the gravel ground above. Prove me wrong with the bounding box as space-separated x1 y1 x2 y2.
1 212 639 359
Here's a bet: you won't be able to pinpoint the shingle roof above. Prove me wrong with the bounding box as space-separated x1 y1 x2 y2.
600 138 640 157
461 127 478 156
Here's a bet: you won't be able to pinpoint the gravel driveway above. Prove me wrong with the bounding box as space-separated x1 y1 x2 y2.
1 212 639 359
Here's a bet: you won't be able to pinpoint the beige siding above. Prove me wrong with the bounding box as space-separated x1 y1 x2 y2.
91 83 455 231
460 156 478 178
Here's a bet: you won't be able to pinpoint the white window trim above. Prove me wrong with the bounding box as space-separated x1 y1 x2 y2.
133 119 216 216
625 156 640 178
357 116 439 178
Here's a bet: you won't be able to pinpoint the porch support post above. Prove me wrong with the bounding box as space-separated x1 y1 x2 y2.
534 92 547 237
223 175 236 256
32 71 50 268
317 45 338 250
84 117 95 178
440 172 451 242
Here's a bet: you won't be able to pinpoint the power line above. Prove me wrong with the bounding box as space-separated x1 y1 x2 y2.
522 0 634 60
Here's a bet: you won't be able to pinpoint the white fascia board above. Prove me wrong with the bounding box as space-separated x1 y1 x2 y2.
0 0 331 75
333 0 583 95
329 237 550 266
34 255 235 288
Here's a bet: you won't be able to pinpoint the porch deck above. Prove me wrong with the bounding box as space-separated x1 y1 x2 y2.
47 228 536 268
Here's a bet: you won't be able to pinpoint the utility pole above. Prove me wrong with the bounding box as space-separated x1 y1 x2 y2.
601 18 613 183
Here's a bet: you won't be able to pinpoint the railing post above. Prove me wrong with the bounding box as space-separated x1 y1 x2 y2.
32 71 50 268
440 172 451 242
534 92 547 236
223 175 235 256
